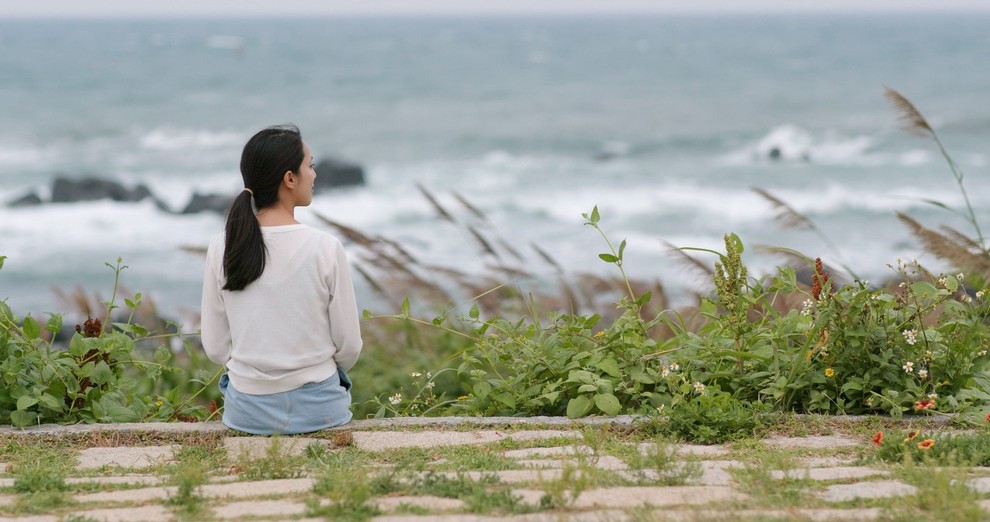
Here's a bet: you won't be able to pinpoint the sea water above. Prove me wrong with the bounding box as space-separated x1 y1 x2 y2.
1 14 989 322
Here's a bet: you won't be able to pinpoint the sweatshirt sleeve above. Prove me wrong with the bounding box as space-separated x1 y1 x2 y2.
200 238 232 367
327 239 363 371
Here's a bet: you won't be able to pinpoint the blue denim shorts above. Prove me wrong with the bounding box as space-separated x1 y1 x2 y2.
218 368 353 435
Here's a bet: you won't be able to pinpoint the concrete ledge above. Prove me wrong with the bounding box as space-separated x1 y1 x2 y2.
0 412 952 437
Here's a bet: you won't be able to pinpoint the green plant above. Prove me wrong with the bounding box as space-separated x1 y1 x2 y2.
309 465 381 522
0 257 218 426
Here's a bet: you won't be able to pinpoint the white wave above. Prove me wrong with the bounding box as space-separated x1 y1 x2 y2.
139 127 243 152
720 125 881 166
206 35 246 50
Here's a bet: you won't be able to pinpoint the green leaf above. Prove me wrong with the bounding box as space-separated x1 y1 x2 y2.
566 395 594 418
0 255 6 271
45 313 63 335
401 297 410 316
635 292 652 307
577 384 598 393
594 393 622 415
9 409 36 427
618 239 627 260
596 358 622 378
22 316 40 339
728 232 744 254
361 309 373 319
16 395 38 410
91 361 114 386
599 253 619 263
38 393 64 412
590 206 600 224
910 281 938 300
469 303 480 319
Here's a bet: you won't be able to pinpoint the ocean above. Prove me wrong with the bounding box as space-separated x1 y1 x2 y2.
2 14 990 322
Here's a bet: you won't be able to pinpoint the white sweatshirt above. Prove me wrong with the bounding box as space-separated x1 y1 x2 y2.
200 224 363 395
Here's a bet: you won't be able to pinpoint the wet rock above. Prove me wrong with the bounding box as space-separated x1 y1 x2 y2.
314 157 365 190
7 190 43 207
51 177 155 204
181 192 233 214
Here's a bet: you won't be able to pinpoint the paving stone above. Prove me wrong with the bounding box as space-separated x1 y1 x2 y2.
640 508 881 521
634 443 731 458
573 486 746 508
0 478 13 487
75 485 175 504
76 445 177 470
352 430 581 451
969 476 990 493
225 436 327 461
797 456 859 467
200 477 315 499
771 466 888 481
424 469 568 484
516 458 565 469
369 511 630 522
501 445 593 459
70 505 173 522
212 499 308 520
65 475 161 486
817 480 917 502
0 495 14 507
375 495 466 512
763 435 860 450
620 460 740 486
0 516 58 522
510 488 548 507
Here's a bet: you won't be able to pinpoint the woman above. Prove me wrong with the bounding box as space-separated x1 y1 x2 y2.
201 124 362 435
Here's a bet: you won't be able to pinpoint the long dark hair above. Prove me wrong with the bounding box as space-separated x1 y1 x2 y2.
222 124 304 291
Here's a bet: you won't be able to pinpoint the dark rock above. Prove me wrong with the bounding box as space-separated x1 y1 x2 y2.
51 177 157 204
182 192 233 214
314 157 365 191
8 191 42 207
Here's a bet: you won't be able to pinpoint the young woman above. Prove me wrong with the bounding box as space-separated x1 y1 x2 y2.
201 124 362 435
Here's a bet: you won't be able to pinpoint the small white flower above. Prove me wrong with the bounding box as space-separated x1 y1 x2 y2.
902 329 918 346
979 350 988 357
693 381 706 394
657 404 665 413
918 369 928 379
426 371 432 379
957 273 966 281
871 292 880 300
388 393 402 406
668 363 679 372
425 381 435 389
410 372 422 378
977 290 987 300
938 276 948 287
660 366 670 378
899 282 907 289
903 361 914 373
961 294 973 303
925 350 934 359
928 393 939 400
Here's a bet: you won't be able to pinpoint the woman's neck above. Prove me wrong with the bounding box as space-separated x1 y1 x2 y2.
255 204 298 226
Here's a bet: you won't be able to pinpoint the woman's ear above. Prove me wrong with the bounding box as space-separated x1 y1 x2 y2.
283 170 296 189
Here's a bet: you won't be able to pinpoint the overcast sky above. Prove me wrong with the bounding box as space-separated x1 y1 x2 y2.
2 0 989 18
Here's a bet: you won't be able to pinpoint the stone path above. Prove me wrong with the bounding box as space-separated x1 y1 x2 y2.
0 418 985 521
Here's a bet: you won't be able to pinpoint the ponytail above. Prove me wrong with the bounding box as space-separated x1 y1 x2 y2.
222 124 303 291
222 190 265 291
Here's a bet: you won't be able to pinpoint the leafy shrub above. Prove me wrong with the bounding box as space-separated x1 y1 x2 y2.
0 257 217 426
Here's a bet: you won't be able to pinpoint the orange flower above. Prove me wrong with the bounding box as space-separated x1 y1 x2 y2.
984 412 990 422
903 431 919 443
914 399 936 411
872 432 883 447
917 439 935 450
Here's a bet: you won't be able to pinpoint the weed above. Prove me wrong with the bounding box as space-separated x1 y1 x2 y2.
235 437 306 481
309 465 381 522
